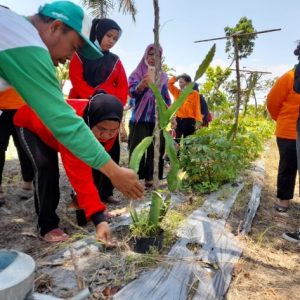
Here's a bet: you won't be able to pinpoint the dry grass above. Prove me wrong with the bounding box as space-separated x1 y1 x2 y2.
1 138 299 299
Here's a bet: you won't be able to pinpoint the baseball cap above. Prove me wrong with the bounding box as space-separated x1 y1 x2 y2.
38 1 103 59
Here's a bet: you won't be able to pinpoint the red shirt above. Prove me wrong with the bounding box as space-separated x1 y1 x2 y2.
14 99 116 219
68 52 128 105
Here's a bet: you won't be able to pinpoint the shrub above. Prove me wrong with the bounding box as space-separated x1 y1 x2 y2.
179 114 274 193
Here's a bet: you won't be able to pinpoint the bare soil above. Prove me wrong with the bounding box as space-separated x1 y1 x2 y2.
0 138 299 299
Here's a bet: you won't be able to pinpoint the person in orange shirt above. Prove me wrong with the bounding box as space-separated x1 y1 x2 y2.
0 88 34 204
168 73 202 143
280 45 300 243
266 45 300 212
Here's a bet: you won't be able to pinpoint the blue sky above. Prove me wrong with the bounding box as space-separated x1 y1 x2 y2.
2 0 300 83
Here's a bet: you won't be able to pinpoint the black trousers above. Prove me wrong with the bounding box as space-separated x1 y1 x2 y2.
16 127 60 236
175 117 196 143
92 135 120 201
128 122 164 181
0 110 34 185
276 137 298 200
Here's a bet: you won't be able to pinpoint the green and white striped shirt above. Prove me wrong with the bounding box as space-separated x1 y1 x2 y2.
0 6 110 169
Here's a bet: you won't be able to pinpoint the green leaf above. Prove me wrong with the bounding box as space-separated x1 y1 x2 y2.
165 82 194 122
167 166 180 192
129 202 139 224
163 130 179 167
150 44 216 127
227 124 236 140
148 191 163 228
163 130 181 191
194 44 216 82
159 193 171 222
129 136 153 173
149 83 169 128
130 208 139 224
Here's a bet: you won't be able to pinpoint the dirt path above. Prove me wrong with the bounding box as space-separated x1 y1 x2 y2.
0 138 299 299
0 142 132 257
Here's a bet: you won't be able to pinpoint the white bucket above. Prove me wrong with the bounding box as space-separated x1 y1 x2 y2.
0 249 35 300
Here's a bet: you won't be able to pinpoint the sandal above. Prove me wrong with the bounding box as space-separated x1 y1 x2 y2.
274 203 289 213
40 228 69 243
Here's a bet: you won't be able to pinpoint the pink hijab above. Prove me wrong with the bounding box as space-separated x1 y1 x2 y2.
128 44 168 122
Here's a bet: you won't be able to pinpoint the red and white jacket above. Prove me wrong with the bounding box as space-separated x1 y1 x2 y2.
68 53 128 105
14 99 116 220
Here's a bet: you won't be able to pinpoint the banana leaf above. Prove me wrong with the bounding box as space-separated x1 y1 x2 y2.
129 136 153 173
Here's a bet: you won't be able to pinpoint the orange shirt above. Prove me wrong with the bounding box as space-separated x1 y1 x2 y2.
168 76 202 121
0 88 25 110
267 69 300 140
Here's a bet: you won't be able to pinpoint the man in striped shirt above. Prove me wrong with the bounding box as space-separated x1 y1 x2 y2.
0 2 143 204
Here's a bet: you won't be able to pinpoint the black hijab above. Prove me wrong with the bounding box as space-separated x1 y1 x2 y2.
81 18 122 87
83 93 123 129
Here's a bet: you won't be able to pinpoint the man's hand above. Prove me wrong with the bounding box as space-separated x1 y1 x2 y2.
100 159 144 199
111 167 144 199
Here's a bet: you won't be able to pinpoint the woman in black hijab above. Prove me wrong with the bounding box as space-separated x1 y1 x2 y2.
69 18 128 104
69 18 128 204
14 93 124 243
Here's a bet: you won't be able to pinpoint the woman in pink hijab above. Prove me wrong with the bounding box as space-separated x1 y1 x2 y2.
128 44 171 187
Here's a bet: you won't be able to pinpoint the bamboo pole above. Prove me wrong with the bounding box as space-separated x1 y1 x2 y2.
229 68 271 74
232 36 241 139
194 28 281 43
153 0 160 188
